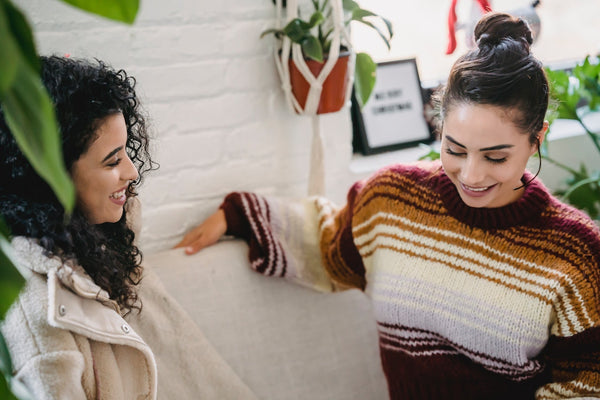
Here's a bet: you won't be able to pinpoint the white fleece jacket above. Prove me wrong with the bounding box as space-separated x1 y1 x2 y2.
1 236 257 400
1 237 158 399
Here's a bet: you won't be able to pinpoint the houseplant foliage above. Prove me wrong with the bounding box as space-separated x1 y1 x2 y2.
544 55 600 221
262 0 393 108
0 0 140 398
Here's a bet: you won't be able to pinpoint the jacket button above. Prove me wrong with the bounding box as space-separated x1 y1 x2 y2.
121 324 131 334
58 305 66 316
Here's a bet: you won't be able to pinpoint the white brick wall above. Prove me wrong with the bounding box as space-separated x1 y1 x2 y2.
17 0 597 253
19 0 358 253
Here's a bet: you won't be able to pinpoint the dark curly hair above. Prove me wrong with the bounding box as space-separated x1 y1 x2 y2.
0 55 157 314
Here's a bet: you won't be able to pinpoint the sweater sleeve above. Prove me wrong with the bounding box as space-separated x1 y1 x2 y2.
219 184 367 292
535 228 600 399
535 328 600 399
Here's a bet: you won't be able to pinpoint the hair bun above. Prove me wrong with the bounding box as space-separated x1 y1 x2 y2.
474 12 533 51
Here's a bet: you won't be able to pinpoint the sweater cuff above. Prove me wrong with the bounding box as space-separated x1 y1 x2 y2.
219 192 251 239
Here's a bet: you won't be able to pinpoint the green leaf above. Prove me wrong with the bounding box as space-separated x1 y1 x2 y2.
0 3 19 95
2 62 76 214
3 1 39 73
545 67 579 120
347 7 393 42
418 144 441 161
321 27 334 52
355 18 391 50
308 11 324 28
260 28 284 39
354 52 376 107
559 166 600 219
379 15 394 40
301 35 323 62
573 55 600 110
0 219 23 320
0 344 33 400
0 253 22 321
342 0 360 12
0 371 19 400
283 18 313 43
58 0 139 25
351 8 377 19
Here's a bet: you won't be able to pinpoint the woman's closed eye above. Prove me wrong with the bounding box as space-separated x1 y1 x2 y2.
485 155 507 164
445 148 465 157
445 148 508 164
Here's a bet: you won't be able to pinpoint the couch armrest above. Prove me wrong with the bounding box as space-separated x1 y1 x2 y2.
144 239 388 400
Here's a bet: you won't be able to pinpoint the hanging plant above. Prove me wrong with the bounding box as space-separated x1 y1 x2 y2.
262 0 393 110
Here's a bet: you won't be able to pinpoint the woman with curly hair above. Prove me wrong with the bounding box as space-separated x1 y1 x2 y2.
0 55 259 400
0 55 157 399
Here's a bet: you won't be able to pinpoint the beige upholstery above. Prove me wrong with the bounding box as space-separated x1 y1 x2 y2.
144 239 388 400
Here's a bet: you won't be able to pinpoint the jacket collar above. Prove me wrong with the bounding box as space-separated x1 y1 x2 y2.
11 236 118 311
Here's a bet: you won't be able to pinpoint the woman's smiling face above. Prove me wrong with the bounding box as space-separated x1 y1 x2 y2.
440 103 546 208
71 113 139 224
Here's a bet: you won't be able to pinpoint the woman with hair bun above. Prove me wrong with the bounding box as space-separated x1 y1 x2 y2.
178 12 600 399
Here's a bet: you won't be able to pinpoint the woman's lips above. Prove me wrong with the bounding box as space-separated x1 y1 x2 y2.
460 182 496 197
109 187 128 205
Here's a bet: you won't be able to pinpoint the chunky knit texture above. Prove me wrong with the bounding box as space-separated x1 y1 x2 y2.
221 160 600 400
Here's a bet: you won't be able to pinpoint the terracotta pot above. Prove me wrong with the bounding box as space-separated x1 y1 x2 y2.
288 51 350 114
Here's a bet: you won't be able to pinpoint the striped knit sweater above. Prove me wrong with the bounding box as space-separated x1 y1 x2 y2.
220 160 600 400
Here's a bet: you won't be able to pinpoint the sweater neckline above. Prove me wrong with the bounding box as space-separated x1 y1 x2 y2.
434 169 551 230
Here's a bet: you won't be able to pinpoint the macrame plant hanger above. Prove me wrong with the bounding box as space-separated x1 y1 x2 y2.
273 0 355 197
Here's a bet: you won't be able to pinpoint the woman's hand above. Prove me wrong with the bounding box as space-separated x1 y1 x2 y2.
174 209 227 255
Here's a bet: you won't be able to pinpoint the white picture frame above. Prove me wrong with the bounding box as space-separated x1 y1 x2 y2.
353 58 434 155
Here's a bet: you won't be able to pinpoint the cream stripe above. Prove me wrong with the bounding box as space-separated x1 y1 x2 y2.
380 342 458 357
374 271 548 347
536 381 600 398
371 289 530 356
315 197 336 232
360 223 557 288
366 232 555 298
365 231 576 336
354 211 593 331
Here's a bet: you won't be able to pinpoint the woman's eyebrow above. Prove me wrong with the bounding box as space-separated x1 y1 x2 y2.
445 135 465 148
446 135 514 151
479 143 514 151
102 146 123 162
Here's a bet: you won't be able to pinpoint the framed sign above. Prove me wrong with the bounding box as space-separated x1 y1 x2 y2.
352 58 434 155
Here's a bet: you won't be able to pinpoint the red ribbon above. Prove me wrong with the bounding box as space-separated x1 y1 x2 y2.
446 0 492 55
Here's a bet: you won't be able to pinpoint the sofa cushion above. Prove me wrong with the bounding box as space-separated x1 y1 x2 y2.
144 239 388 400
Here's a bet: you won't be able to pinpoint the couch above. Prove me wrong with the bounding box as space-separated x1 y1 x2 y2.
144 238 389 400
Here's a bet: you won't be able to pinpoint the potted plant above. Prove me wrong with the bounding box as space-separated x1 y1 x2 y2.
261 0 393 114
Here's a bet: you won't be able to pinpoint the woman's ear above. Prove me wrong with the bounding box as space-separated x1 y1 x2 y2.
538 121 549 145
531 121 549 156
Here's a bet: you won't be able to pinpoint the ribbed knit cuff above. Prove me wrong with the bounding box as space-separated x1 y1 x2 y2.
219 192 252 239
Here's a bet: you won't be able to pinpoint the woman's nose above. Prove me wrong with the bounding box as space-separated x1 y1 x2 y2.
122 156 139 182
460 157 485 185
